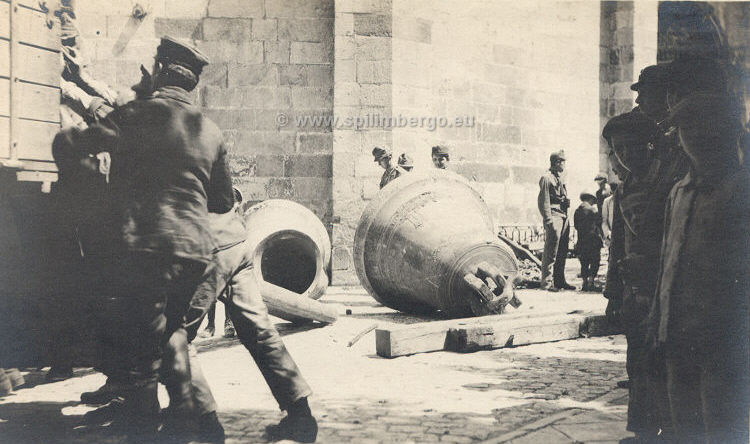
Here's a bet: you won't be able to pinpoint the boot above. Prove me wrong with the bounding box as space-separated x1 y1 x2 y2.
0 369 13 396
45 366 73 382
198 411 225 444
223 318 235 338
83 397 125 424
81 380 125 405
266 397 318 443
5 369 24 389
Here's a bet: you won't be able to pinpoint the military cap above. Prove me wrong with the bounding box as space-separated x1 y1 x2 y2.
431 145 450 157
372 146 391 161
601 111 656 145
397 153 413 169
669 92 741 128
579 190 596 201
665 56 727 100
630 64 668 91
549 150 566 163
594 173 607 182
156 36 209 76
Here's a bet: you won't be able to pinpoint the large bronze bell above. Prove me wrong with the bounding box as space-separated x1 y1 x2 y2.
354 170 521 318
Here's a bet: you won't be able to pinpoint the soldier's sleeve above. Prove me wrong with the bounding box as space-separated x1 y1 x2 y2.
537 175 553 225
604 194 624 301
70 108 121 157
207 142 235 214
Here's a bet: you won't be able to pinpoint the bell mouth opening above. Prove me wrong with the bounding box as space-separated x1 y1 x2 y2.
260 231 319 294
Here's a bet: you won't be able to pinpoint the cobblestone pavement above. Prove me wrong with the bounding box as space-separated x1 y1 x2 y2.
0 287 631 443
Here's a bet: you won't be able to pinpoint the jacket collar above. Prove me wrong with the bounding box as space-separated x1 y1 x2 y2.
152 86 194 105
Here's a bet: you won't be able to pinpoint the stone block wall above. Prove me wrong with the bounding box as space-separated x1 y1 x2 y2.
390 0 600 227
75 0 335 226
599 1 657 181
330 0 392 284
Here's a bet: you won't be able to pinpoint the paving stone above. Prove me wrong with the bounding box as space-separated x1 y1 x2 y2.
508 427 574 444
553 421 633 442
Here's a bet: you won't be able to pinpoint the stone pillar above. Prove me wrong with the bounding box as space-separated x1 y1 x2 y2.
599 1 657 181
331 0 393 285
599 2 635 180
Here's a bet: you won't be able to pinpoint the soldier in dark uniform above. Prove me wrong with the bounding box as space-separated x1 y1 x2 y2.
373 146 405 189
74 36 234 440
594 173 611 214
538 150 574 291
647 58 748 444
603 111 669 442
632 64 690 203
431 145 450 169
573 191 603 292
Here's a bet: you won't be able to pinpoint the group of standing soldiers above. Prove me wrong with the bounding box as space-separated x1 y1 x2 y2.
372 145 451 189
602 58 749 444
50 36 319 443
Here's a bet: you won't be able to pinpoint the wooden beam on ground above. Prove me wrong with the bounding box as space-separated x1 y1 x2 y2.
497 233 542 267
375 310 613 358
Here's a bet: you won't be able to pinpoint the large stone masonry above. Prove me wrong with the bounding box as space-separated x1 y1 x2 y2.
75 0 335 229
70 1 666 285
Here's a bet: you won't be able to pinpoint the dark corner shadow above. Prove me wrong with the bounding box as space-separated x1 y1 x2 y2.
0 400 91 444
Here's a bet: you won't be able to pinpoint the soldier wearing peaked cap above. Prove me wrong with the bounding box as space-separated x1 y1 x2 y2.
373 147 405 189
69 36 234 441
538 150 574 292
593 173 611 215
397 153 414 172
431 145 450 169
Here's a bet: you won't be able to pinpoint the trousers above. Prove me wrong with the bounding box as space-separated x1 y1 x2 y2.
179 242 312 413
541 214 570 288
94 253 205 422
664 339 749 443
578 248 601 281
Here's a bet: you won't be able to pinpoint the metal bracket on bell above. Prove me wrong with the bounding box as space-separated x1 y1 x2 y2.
476 261 522 310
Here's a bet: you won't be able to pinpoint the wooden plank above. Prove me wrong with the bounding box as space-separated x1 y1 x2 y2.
375 309 608 358
260 281 338 324
15 44 59 87
0 77 7 115
15 4 58 51
17 158 57 172
17 82 59 122
0 80 58 121
0 39 8 77
0 115 8 158
375 308 582 358
16 118 57 161
0 1 9 40
445 314 593 353
16 170 56 182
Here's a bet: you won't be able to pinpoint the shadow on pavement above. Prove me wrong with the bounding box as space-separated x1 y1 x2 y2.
0 401 97 444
